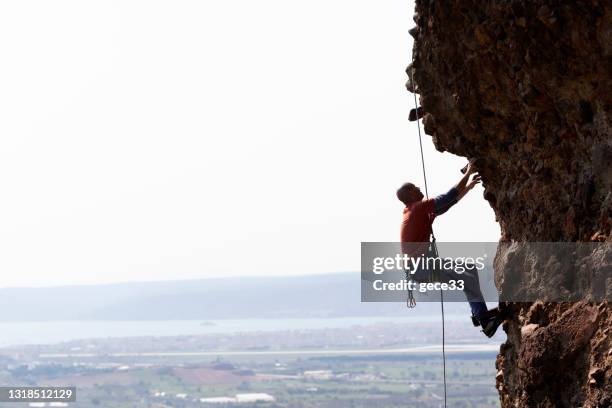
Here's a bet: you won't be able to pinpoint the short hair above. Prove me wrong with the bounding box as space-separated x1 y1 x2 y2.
396 182 416 205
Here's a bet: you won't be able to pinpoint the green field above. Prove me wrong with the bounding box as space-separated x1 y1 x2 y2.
6 353 500 408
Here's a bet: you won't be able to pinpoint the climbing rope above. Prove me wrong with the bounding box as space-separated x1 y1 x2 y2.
409 66 448 408
411 78 430 201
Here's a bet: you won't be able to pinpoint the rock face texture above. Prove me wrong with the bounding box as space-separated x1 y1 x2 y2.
409 1 611 406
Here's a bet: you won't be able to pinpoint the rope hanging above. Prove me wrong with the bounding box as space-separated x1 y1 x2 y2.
409 65 448 408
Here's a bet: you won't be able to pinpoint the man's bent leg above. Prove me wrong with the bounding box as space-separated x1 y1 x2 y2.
437 265 488 320
437 263 504 337
460 268 488 320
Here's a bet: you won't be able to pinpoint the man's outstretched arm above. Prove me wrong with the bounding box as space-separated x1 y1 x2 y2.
434 162 481 216
455 161 481 201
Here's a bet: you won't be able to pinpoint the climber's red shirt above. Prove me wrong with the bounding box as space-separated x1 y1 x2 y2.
400 189 459 258
400 198 435 243
400 188 459 245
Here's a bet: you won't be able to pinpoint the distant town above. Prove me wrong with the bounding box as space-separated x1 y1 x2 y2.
1 320 501 407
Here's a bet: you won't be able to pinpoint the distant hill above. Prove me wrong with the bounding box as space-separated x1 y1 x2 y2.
0 273 469 321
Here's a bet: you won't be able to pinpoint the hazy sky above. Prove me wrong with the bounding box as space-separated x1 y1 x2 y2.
0 0 499 287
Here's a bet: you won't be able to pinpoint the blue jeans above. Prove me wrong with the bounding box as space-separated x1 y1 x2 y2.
413 261 488 320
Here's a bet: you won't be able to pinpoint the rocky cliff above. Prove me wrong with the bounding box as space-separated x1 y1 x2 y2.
409 1 611 406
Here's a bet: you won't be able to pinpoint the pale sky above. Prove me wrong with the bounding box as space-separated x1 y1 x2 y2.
0 0 499 287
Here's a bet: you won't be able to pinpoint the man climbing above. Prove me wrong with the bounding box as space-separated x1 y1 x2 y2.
397 162 504 337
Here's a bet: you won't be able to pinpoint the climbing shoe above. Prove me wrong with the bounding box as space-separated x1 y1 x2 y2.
471 307 507 337
471 307 501 327
481 313 505 338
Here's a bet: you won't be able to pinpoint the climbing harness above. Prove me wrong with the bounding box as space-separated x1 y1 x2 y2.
408 66 448 408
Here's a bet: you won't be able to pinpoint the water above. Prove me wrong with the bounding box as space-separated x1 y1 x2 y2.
0 315 466 348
